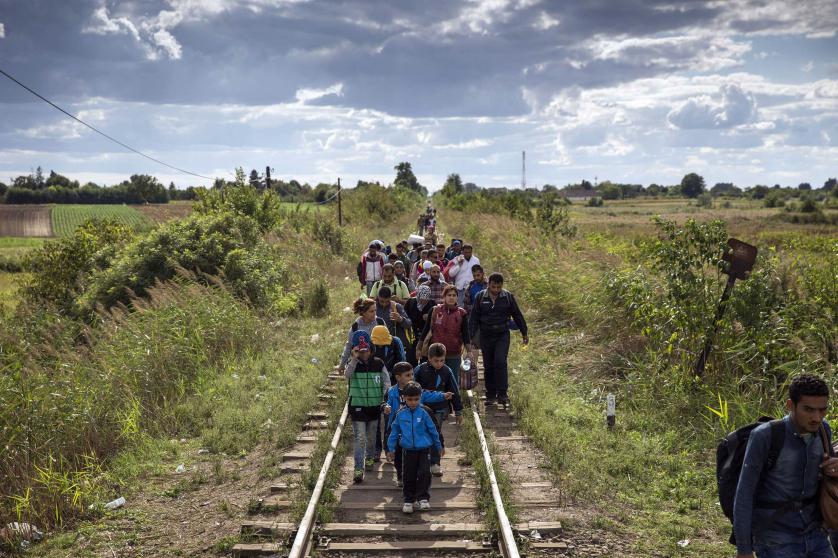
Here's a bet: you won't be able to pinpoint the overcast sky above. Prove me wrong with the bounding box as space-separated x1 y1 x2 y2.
1 0 837 190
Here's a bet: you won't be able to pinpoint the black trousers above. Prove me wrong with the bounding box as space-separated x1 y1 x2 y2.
480 330 511 398
429 410 447 465
375 415 383 455
402 448 431 503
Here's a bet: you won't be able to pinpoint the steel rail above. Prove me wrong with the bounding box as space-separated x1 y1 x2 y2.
288 399 349 558
466 389 521 558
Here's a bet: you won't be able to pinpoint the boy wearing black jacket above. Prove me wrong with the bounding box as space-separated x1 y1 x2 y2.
414 343 463 476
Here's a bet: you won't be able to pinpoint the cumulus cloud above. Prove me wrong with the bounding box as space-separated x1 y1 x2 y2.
295 83 344 104
667 84 757 129
437 0 538 35
83 6 140 40
717 0 838 38
432 138 493 149
585 32 751 72
533 11 559 30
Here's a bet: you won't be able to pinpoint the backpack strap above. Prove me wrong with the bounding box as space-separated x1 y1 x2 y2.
819 422 834 457
765 419 785 469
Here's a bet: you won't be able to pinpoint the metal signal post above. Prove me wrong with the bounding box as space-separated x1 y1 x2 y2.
693 238 758 377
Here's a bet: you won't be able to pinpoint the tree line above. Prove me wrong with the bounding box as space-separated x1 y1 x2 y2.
0 162 429 205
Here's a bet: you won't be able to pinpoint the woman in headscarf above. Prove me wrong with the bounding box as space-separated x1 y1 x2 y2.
404 284 434 365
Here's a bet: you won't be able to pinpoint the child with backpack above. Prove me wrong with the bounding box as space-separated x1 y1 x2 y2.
718 374 838 558
414 343 463 477
386 381 443 513
384 362 452 488
344 330 390 483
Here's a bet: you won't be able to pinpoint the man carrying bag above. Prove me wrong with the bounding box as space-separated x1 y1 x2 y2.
731 374 838 558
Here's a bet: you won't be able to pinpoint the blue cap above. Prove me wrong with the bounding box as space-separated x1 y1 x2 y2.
351 330 372 349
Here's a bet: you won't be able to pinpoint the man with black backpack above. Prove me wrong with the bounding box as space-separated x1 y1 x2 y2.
726 374 838 558
467 272 528 408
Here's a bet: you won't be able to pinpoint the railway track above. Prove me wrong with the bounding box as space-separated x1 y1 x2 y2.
229 352 575 557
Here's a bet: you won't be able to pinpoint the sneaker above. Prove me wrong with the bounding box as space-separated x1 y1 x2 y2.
364 458 374 471
353 469 364 483
430 464 443 476
396 478 403 487
484 397 496 408
418 500 431 511
402 502 414 514
497 395 509 407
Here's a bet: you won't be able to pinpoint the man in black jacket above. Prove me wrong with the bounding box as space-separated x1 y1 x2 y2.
468 273 528 407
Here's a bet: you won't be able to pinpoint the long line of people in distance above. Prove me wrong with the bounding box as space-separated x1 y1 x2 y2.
336 208 528 513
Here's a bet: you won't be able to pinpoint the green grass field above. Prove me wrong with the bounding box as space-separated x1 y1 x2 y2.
0 236 47 256
51 205 151 237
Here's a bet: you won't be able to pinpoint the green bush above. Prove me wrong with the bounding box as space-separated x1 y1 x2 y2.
24 219 134 315
79 211 284 312
696 192 713 208
194 183 282 233
535 195 577 238
341 183 424 224
311 219 347 255
437 189 533 220
300 279 330 317
587 196 604 207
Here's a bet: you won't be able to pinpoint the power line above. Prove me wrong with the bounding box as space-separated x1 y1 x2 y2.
0 67 215 181
315 188 341 204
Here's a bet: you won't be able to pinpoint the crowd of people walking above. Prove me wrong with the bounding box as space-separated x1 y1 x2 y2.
339 207 528 513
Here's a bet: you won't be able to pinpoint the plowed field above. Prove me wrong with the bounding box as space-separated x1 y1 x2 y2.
0 205 52 237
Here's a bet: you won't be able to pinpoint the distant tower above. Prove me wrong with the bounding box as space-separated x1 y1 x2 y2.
521 151 526 189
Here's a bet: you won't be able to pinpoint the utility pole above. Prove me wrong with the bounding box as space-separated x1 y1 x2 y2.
521 151 526 189
265 166 272 190
337 178 342 227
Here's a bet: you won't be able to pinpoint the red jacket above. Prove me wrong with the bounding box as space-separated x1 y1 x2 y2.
425 304 469 357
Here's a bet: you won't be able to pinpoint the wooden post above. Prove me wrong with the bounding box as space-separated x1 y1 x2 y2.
337 178 343 227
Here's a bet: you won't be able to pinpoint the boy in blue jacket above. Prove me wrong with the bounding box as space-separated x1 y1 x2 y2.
414 343 463 476
384 362 452 487
386 381 443 514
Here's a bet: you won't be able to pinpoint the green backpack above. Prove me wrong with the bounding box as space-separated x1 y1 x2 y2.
349 370 384 408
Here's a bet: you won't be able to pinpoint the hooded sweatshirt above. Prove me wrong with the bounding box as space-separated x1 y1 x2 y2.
387 405 442 452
